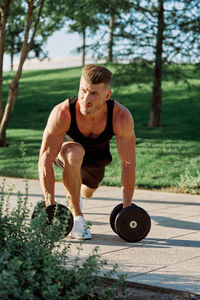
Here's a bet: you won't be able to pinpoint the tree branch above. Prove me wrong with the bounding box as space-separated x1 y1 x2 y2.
27 0 45 53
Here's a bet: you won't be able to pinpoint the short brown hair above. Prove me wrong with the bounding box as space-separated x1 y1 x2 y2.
82 64 112 85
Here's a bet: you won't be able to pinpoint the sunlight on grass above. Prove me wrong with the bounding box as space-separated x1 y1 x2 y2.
1 64 200 193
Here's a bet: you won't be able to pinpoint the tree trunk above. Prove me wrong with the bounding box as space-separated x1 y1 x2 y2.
0 39 27 146
148 0 164 127
0 0 44 147
0 0 12 123
107 12 114 63
81 29 86 66
10 52 14 71
0 79 18 146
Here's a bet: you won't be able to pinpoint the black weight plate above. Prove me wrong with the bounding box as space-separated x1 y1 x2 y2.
110 203 123 233
45 204 74 237
115 204 151 242
32 201 46 219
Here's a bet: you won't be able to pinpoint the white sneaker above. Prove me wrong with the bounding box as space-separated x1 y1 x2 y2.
70 216 91 240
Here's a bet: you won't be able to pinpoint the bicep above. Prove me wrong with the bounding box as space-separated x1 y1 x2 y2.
39 106 68 162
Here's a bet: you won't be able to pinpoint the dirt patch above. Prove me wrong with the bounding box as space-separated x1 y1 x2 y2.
123 285 199 300
104 279 200 300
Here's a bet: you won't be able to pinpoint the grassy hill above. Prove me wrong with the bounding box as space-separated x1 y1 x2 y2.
1 64 200 194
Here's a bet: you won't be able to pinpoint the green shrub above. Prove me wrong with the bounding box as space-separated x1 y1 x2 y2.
0 179 126 299
177 170 200 195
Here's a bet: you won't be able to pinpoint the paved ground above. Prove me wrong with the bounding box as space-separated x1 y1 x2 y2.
1 176 200 298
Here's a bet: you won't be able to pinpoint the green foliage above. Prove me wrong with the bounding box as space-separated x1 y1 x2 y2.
109 0 200 64
0 179 126 299
66 0 99 33
4 0 65 70
4 0 25 62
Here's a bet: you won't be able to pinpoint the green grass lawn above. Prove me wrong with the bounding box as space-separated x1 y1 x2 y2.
1 64 200 194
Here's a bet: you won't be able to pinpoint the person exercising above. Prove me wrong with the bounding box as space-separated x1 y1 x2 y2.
38 64 136 240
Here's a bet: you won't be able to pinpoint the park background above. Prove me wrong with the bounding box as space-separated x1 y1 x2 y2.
0 1 200 298
0 0 199 195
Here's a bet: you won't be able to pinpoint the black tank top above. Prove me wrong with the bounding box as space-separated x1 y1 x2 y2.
66 97 115 167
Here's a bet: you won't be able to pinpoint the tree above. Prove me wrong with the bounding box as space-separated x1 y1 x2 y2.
4 1 25 71
148 0 164 127
107 12 115 63
0 0 45 147
0 0 67 147
110 0 200 127
91 0 132 63
111 0 165 126
65 0 99 66
0 0 12 122
4 0 65 71
148 0 200 126
104 0 133 63
64 0 132 65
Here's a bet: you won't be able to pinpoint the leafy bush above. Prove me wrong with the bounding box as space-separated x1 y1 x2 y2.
0 179 126 299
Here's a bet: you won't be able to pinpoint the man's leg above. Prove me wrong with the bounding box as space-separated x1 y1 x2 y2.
57 141 91 240
58 141 85 216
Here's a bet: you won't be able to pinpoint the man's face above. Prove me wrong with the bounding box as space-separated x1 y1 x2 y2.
78 76 111 116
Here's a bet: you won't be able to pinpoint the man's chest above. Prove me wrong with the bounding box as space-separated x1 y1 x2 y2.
76 116 107 138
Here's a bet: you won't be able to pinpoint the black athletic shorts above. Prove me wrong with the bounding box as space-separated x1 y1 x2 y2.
54 158 105 189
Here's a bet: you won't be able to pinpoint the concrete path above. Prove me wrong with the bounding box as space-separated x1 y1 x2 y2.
1 176 200 297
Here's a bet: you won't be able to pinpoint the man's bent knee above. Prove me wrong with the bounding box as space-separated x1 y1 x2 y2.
59 142 85 166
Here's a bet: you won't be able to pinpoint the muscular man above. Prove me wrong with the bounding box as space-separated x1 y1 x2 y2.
38 64 136 240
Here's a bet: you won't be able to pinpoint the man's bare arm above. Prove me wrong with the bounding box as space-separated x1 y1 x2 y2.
38 102 70 205
114 103 136 208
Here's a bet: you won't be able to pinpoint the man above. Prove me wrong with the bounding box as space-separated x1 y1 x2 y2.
38 64 136 240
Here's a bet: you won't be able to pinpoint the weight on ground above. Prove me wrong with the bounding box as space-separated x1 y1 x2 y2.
32 201 73 238
110 203 151 242
110 203 124 233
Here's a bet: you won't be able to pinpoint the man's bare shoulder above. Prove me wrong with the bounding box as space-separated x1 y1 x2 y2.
113 100 133 117
51 98 70 116
46 99 71 134
113 100 134 135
